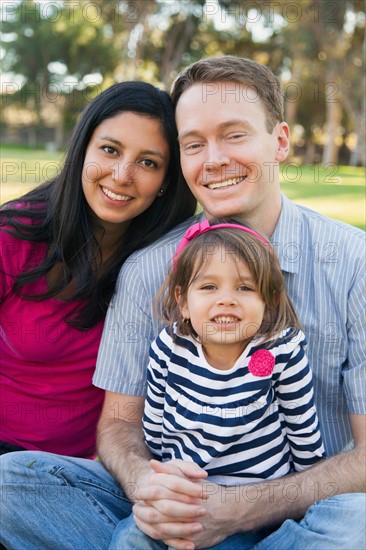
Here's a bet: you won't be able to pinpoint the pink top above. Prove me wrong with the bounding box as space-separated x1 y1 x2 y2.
0 227 105 458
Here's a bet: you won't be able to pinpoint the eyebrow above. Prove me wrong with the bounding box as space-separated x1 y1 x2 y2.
178 119 253 141
98 136 166 159
194 272 255 283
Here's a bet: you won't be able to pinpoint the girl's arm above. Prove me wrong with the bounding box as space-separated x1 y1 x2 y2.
275 336 326 469
142 337 169 456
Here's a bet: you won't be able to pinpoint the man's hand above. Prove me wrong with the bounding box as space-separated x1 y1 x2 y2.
133 459 209 550
133 460 246 549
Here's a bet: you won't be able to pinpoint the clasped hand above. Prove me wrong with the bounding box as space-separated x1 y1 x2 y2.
133 458 230 549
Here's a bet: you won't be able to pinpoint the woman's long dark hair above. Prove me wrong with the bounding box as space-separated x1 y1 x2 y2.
1 81 196 329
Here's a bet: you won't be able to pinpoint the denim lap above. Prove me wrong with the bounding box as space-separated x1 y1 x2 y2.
252 493 366 550
1 452 365 550
0 450 132 550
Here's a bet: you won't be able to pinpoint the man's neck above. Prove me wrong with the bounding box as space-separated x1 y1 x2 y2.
203 194 282 238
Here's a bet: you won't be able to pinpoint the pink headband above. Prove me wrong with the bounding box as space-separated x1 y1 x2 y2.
173 219 270 269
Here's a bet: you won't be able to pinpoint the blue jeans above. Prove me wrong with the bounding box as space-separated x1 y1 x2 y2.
110 514 266 549
1 451 365 550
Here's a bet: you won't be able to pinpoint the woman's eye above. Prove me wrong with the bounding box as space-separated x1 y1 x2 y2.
140 159 158 168
102 145 117 155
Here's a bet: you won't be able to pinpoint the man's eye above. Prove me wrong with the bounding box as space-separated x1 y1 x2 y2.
184 143 203 152
228 133 246 140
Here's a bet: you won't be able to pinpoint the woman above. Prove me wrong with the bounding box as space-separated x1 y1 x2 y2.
0 81 196 458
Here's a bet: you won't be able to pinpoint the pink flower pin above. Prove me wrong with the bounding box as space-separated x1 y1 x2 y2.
248 349 275 377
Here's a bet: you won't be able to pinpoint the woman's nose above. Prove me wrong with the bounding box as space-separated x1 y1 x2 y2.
111 161 136 185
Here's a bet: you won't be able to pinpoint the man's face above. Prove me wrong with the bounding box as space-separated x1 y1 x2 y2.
176 81 290 225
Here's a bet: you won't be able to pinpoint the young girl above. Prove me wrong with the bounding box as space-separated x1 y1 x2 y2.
113 218 325 550
0 81 196 458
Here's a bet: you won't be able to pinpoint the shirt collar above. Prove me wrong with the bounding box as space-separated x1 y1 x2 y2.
197 197 301 274
270 194 302 274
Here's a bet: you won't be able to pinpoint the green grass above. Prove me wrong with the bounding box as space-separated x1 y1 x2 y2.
1 147 365 230
1 147 64 205
280 164 365 230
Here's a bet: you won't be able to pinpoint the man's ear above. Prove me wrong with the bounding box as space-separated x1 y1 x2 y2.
275 122 290 162
175 286 190 319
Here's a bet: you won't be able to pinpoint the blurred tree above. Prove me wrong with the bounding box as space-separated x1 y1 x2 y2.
1 0 364 165
1 0 120 148
266 0 365 165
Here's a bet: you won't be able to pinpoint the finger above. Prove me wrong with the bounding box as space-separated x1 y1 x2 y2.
134 500 206 520
163 538 196 550
151 459 208 479
134 513 203 540
136 472 207 500
135 485 203 505
132 518 195 550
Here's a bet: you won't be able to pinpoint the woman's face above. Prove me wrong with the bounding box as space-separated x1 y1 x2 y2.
82 112 170 234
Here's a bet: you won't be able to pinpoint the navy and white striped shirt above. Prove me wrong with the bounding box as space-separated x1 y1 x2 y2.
143 325 325 485
94 194 366 457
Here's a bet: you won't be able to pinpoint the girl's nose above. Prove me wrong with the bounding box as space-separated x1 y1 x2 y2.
216 293 237 306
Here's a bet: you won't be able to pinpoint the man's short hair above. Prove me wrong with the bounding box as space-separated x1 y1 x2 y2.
171 55 284 133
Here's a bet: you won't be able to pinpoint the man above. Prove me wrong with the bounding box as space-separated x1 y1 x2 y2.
1 56 365 550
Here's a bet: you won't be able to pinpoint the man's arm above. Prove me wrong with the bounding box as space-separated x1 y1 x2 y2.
97 391 152 500
133 413 366 549
97 391 208 512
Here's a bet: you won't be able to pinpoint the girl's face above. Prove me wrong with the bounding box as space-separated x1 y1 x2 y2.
82 112 170 237
177 249 266 369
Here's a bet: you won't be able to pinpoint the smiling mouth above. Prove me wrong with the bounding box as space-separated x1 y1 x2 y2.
206 176 246 190
102 187 132 202
212 316 240 324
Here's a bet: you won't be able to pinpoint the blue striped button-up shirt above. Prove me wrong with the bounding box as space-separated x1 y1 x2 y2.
94 194 366 456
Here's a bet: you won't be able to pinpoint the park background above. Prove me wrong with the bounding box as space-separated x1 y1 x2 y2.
1 0 365 229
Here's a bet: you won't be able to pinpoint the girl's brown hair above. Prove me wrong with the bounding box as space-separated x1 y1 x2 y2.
157 218 301 346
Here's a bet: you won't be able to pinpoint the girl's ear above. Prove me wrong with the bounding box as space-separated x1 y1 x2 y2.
175 286 190 319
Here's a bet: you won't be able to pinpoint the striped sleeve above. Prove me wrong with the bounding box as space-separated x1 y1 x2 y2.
142 330 171 456
275 332 326 470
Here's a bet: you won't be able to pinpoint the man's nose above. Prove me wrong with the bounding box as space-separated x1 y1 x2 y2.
204 142 230 172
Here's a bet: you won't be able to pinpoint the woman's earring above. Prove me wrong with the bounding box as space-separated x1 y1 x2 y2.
157 188 165 197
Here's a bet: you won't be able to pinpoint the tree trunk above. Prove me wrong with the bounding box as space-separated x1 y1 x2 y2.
322 84 341 165
350 117 366 167
304 137 316 165
160 16 197 86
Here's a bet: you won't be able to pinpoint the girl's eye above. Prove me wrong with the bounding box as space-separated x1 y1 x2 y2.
102 145 117 155
140 159 158 168
201 284 216 290
238 285 252 291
